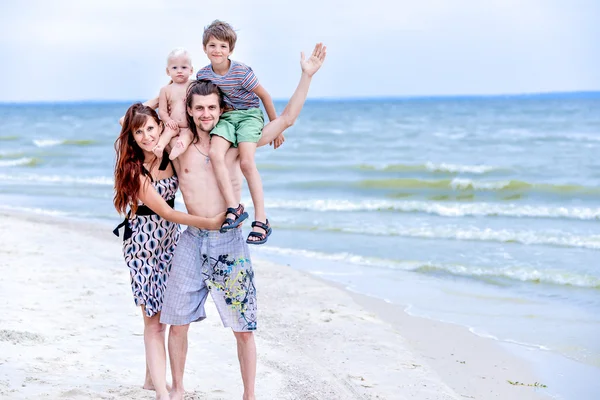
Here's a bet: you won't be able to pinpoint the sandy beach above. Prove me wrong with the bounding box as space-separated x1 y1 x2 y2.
0 210 548 399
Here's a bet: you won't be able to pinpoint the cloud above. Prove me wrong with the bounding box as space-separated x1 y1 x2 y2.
0 0 598 101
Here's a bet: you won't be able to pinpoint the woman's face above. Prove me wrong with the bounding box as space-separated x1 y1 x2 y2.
132 116 160 153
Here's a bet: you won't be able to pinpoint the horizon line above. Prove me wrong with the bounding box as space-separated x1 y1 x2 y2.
1 90 599 105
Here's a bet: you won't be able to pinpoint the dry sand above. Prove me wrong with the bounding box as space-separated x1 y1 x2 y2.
0 211 547 399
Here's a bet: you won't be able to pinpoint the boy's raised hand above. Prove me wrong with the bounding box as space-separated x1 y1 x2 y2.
301 43 327 77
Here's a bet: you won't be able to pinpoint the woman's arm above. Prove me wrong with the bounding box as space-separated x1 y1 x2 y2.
138 176 223 230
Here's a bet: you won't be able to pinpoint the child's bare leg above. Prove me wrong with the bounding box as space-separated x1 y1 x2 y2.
153 126 178 157
169 127 193 160
238 142 267 241
208 136 240 225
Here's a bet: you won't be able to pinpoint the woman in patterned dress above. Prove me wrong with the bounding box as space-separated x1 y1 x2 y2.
113 103 222 400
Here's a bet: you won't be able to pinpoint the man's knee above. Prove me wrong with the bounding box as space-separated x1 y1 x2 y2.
170 324 190 337
233 331 254 344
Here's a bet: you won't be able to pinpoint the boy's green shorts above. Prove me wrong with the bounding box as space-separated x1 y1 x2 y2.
210 108 264 147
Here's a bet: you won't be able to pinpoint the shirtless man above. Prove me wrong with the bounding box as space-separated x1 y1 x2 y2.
159 43 326 400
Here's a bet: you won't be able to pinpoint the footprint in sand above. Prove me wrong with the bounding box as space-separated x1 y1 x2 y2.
0 329 44 345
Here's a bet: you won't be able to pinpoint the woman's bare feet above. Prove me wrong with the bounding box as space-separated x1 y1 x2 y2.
143 380 172 392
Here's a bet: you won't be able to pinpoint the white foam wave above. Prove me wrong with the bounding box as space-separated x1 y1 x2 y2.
0 173 113 185
0 204 71 217
264 199 600 220
254 246 600 289
433 132 467 140
322 225 600 250
0 157 35 167
33 139 62 147
254 246 420 270
425 162 497 174
434 264 600 289
502 130 600 143
322 128 345 135
450 178 512 190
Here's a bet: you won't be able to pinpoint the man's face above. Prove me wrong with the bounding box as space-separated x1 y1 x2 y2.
187 93 222 133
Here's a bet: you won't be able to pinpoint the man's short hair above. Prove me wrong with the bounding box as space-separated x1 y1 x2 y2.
202 20 237 51
185 80 226 141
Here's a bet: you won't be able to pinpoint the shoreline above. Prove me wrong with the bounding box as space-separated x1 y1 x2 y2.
0 210 548 399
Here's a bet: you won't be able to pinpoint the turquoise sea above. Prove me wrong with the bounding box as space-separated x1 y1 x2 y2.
1 93 599 399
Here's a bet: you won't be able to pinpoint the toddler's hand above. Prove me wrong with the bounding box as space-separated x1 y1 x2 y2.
166 120 179 131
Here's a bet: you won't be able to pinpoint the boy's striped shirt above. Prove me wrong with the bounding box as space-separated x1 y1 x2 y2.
196 60 260 110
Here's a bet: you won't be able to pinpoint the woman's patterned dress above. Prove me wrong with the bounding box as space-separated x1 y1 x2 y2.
119 163 180 317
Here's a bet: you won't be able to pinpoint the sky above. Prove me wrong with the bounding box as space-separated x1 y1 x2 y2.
0 0 599 102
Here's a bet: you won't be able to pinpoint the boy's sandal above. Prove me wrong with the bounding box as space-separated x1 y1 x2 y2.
220 204 249 233
246 219 272 245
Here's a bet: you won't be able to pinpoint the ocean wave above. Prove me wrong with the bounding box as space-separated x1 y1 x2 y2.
425 162 498 174
33 139 62 147
0 157 40 167
0 151 25 159
264 199 600 220
254 246 600 289
0 204 72 218
0 173 113 185
415 264 600 289
276 223 600 250
501 130 600 143
353 177 600 194
33 139 97 147
254 246 422 270
356 162 500 174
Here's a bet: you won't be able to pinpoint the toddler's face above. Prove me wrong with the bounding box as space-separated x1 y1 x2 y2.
166 56 193 83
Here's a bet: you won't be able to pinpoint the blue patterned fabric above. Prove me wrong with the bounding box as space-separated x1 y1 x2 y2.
122 175 180 317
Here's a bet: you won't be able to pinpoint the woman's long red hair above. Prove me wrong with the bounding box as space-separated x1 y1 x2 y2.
113 103 162 215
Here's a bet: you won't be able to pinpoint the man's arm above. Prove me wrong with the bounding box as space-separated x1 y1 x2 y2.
257 43 327 147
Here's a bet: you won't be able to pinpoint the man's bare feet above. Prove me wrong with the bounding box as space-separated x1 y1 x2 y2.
169 389 185 400
157 392 170 400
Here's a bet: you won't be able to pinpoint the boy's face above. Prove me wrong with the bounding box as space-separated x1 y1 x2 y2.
204 37 231 67
187 93 223 134
166 55 193 83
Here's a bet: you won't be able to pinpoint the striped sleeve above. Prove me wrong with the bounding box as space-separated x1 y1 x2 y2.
196 66 211 81
240 66 259 92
